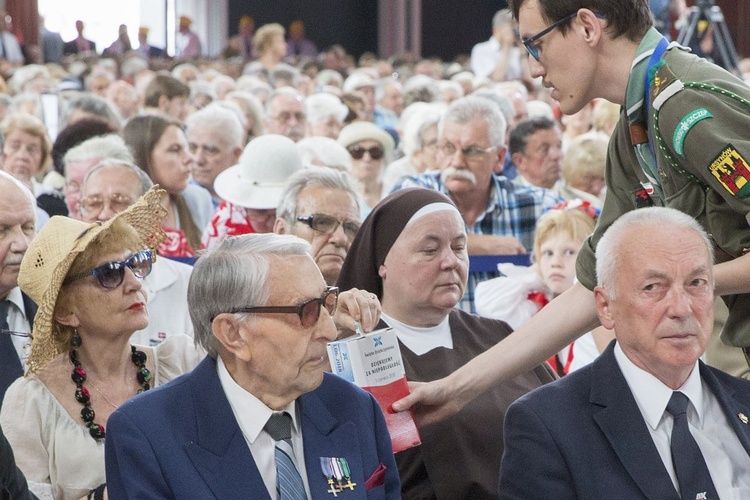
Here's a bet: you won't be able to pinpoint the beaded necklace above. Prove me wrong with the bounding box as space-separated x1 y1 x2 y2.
69 345 152 440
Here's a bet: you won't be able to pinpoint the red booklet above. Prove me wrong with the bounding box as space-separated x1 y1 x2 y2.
327 328 421 453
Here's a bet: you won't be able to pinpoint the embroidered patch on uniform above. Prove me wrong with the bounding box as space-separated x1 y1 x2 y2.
709 144 750 197
673 108 712 156
634 187 653 208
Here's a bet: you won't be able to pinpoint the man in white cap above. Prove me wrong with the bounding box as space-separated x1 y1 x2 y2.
202 134 304 250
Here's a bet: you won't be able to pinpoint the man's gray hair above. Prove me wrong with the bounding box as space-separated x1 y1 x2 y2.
305 92 348 125
375 79 402 103
63 134 133 176
596 207 714 298
276 166 360 224
188 233 312 357
265 86 305 113
402 107 442 157
185 103 244 149
439 95 507 148
81 158 153 199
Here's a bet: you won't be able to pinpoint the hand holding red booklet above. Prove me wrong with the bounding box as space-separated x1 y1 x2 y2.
327 328 421 453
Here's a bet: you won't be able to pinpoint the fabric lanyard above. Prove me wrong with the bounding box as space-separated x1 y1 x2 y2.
644 37 669 157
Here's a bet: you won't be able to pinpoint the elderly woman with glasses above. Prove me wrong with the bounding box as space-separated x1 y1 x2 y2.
336 188 556 499
0 187 203 500
337 121 395 217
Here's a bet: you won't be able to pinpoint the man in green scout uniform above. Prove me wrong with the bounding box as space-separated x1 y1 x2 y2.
391 0 750 425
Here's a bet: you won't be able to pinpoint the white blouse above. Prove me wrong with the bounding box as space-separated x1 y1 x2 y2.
0 334 205 500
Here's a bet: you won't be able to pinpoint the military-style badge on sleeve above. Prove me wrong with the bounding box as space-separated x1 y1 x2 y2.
708 144 750 197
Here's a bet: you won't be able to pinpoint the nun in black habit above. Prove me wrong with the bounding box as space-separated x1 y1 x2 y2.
337 188 556 499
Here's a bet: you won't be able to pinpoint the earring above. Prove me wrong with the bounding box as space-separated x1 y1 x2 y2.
70 329 82 349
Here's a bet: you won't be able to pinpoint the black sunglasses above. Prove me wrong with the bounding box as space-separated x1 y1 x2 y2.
348 146 384 160
296 214 361 240
226 286 339 328
64 250 153 289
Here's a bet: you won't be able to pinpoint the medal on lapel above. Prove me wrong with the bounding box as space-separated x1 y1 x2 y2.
320 457 357 495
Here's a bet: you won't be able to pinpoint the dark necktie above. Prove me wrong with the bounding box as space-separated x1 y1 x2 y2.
665 391 719 500
265 412 306 500
0 299 24 403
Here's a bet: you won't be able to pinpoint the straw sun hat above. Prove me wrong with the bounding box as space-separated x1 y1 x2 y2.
18 186 167 373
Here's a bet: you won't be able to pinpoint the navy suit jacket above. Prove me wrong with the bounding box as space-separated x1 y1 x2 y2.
499 342 750 499
105 356 400 499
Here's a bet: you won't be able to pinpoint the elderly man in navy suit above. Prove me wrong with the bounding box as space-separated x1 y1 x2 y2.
499 207 750 499
105 233 399 499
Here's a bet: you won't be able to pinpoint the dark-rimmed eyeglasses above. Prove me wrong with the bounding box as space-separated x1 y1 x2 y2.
296 214 360 240
227 286 339 328
348 146 384 160
522 12 605 61
64 250 153 289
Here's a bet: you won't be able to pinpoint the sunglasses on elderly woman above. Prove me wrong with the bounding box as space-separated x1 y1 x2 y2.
63 250 153 289
224 286 339 328
348 146 384 160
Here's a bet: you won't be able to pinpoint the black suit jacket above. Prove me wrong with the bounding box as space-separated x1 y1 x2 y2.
0 425 35 500
499 341 750 499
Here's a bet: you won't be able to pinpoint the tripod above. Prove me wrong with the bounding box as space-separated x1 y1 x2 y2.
677 0 740 75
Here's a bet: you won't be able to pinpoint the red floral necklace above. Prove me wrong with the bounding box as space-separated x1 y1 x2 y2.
69 346 152 440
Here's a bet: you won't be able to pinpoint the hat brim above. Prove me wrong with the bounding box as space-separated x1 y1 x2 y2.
213 164 285 210
20 186 167 372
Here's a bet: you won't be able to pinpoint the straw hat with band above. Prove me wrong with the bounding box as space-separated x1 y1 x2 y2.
18 186 167 373
337 121 395 157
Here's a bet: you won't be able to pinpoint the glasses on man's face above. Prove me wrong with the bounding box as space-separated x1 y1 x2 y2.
228 286 339 328
296 214 361 240
348 146 384 160
522 11 578 61
273 111 306 123
439 142 496 160
80 193 134 216
64 250 153 289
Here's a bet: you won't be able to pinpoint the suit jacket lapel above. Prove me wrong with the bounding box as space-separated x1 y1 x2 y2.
184 356 270 499
590 344 680 500
700 362 750 456
21 292 36 329
300 389 367 500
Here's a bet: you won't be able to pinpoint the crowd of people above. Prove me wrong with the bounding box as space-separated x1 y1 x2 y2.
1 0 750 498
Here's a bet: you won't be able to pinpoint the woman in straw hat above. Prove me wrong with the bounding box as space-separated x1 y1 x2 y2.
0 187 204 500
336 188 555 499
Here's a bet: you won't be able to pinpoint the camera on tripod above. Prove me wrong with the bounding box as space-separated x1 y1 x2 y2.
677 0 740 74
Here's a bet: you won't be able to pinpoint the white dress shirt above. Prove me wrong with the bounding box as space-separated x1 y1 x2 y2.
470 37 523 80
217 356 312 500
614 343 750 499
6 286 31 365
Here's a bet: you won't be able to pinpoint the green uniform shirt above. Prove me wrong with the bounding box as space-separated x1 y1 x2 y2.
576 28 750 346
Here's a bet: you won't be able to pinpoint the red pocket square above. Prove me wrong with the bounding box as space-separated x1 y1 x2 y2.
365 463 386 490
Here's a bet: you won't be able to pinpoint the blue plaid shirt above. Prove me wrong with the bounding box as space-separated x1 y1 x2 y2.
392 172 562 312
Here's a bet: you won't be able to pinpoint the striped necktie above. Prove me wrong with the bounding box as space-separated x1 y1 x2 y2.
265 412 306 500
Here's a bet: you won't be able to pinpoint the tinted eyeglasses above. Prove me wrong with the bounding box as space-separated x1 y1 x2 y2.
228 286 339 328
348 146 384 160
64 250 153 289
296 214 361 240
80 193 135 216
